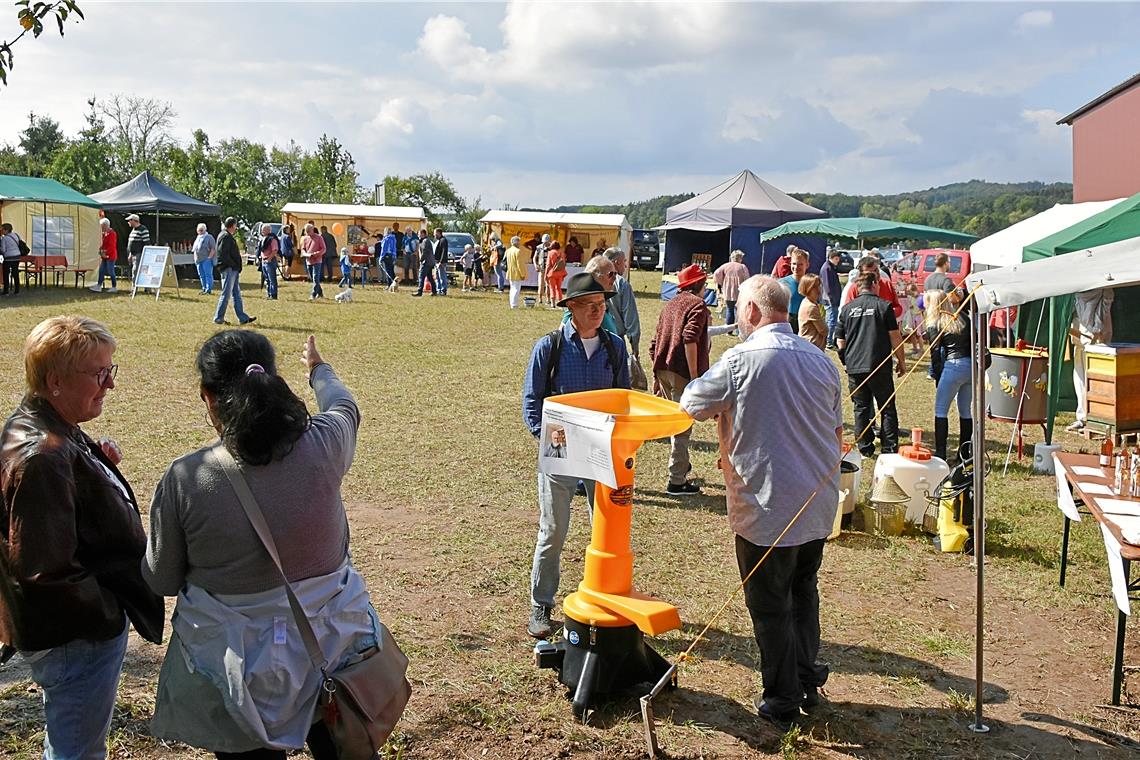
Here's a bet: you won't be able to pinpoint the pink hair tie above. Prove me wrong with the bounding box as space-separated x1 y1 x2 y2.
245 363 266 376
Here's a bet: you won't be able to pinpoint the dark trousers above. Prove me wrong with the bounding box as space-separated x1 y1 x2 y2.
848 368 899 454
215 719 336 760
735 535 828 715
416 263 437 295
2 259 19 294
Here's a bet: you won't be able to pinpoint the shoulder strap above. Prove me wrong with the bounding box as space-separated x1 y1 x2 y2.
601 329 621 386
208 446 327 674
545 329 563 398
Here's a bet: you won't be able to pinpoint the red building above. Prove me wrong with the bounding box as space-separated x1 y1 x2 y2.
1058 72 1140 202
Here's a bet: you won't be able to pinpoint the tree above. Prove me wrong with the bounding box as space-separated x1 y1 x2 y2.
300 134 357 204
163 129 214 202
1 1 84 85
268 141 308 207
99 94 176 176
47 98 116 192
385 171 473 230
209 138 273 226
18 111 64 176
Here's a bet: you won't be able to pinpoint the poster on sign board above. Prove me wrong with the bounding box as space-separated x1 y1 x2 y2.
538 400 617 489
132 245 173 300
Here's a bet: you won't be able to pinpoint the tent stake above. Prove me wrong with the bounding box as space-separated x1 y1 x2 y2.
969 301 990 735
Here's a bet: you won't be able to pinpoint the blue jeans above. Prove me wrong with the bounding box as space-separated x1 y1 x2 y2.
725 300 737 326
382 257 395 286
935 356 973 419
213 267 251 323
262 261 278 299
96 258 117 289
824 300 838 346
531 471 595 608
27 622 129 760
436 261 448 294
307 263 324 298
196 258 214 293
495 264 507 290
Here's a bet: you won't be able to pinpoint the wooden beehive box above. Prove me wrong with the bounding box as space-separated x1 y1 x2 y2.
1085 344 1140 430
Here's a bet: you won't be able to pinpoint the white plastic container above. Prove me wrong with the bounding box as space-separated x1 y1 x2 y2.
871 429 950 529
1033 443 1061 474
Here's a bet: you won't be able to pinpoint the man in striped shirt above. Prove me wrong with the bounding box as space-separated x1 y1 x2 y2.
125 214 150 284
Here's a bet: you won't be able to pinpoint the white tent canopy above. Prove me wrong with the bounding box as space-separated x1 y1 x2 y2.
969 199 1124 268
967 236 1140 314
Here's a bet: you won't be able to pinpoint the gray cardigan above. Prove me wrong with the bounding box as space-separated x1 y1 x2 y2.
144 364 360 596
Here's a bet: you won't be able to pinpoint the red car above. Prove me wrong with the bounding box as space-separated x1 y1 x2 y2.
891 248 971 292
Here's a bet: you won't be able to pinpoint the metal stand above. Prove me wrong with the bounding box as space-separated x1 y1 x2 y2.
969 303 990 736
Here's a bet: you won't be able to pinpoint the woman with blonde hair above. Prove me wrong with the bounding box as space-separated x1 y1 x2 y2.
0 316 164 759
924 288 972 460
797 273 827 350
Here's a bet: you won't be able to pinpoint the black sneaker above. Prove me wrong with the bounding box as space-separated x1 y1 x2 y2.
240 316 257 325
667 481 701 495
527 605 555 639
754 697 797 731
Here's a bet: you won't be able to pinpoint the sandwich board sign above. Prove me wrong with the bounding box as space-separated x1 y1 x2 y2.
132 245 178 300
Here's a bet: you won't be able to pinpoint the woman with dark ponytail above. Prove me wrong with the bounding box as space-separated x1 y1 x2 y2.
143 331 385 759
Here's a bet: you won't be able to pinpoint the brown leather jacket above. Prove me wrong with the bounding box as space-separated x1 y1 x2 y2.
0 396 164 652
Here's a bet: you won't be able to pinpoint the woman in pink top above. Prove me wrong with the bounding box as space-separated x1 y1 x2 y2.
713 249 750 325
301 224 325 300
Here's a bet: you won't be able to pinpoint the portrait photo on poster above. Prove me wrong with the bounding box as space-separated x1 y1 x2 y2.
543 425 568 459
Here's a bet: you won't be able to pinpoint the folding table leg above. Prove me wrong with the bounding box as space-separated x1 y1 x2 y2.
1059 515 1071 588
1111 558 1130 705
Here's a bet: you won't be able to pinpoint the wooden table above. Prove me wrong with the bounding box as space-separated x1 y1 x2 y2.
1054 452 1140 705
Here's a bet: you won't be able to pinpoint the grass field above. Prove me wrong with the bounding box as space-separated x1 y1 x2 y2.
0 269 1137 759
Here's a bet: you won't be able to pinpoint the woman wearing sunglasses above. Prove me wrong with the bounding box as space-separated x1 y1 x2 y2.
0 315 164 760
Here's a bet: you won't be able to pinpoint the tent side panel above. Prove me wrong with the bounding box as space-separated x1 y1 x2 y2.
753 231 826 275
663 228 730 274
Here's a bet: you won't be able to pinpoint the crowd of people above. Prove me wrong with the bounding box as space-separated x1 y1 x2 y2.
0 233 989 755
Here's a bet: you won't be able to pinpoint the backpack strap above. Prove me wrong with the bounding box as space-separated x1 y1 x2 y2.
544 328 563 399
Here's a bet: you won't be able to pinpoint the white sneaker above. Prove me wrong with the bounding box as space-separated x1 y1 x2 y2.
1065 420 1085 432
88 284 102 293
107 287 117 293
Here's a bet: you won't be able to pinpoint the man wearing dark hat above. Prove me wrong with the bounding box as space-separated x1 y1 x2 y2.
650 263 710 494
521 271 631 639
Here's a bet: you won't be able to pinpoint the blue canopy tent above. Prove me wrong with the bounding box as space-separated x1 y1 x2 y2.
656 170 826 297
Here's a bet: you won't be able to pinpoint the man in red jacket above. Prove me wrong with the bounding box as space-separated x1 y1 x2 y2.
651 263 710 494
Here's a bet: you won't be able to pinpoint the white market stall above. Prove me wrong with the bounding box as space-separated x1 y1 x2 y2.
479 210 632 287
281 202 425 279
962 192 1140 730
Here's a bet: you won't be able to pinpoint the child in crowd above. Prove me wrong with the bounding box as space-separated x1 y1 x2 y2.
472 246 484 290
461 244 475 291
338 247 352 288
902 282 925 356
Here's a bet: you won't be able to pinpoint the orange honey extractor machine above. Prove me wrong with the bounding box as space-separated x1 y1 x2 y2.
533 389 694 719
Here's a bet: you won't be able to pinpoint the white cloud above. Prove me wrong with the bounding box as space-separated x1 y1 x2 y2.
1017 10 1054 29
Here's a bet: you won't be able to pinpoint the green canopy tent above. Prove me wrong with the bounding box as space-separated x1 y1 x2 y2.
1019 192 1140 440
0 175 102 279
758 216 978 246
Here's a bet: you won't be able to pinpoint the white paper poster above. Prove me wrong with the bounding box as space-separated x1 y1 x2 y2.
132 245 171 298
1099 522 1132 616
1096 498 1140 518
538 400 617 489
1055 465 1081 522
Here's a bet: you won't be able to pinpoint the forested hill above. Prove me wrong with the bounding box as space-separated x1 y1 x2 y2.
550 180 1073 237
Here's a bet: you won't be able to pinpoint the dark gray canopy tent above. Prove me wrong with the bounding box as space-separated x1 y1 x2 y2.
657 170 827 275
89 171 222 257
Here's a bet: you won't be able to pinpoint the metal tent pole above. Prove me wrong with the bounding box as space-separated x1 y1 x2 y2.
969 300 990 734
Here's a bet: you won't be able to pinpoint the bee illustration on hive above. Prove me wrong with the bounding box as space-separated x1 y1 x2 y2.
999 371 1019 397
1033 373 1047 393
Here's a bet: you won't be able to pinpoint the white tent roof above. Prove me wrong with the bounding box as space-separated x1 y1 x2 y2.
280 202 424 220
966 236 1140 314
969 199 1124 268
479 210 631 230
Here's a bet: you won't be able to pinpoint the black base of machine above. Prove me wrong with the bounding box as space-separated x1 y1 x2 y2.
535 618 672 719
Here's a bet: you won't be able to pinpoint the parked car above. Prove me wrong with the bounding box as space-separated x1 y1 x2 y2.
442 232 477 279
892 248 972 292
833 250 856 274
245 222 282 264
631 229 660 270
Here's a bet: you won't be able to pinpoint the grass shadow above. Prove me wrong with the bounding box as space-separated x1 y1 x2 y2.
636 490 727 516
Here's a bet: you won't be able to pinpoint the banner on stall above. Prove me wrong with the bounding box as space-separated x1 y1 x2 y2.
538 400 617 489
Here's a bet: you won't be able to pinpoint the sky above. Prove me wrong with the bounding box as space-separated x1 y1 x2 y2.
1 1 1137 210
